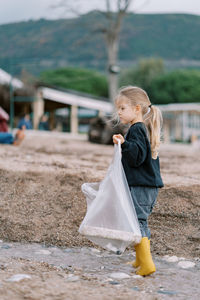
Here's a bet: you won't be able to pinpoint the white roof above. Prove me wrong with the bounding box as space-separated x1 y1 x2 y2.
41 87 113 113
158 103 200 112
0 68 24 89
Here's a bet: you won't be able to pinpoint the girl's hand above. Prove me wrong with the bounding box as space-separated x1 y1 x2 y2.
113 134 125 144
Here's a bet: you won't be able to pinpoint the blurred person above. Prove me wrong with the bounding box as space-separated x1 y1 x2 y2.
113 86 164 276
0 106 9 132
38 114 49 131
17 113 32 130
0 124 26 145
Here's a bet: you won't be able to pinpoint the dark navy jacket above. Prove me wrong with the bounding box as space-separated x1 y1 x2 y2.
121 122 164 188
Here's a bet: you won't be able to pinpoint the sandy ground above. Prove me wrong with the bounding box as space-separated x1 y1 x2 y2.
0 256 152 300
0 131 200 299
0 242 199 300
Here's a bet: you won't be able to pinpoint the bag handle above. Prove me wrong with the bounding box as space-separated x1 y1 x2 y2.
115 138 121 155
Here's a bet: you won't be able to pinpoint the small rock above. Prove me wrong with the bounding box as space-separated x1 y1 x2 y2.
1 245 11 249
188 234 200 241
0 264 6 270
163 255 179 262
81 247 89 253
132 286 139 291
177 261 195 269
109 281 120 285
63 249 73 253
165 246 174 251
66 274 79 282
179 257 186 261
132 274 143 279
6 274 31 282
0 240 3 243
91 248 101 254
35 250 51 255
109 272 130 280
157 289 177 295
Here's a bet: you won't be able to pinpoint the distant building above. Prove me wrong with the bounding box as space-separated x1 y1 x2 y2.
159 103 200 143
33 87 113 132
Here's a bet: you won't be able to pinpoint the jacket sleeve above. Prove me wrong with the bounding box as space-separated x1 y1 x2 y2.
121 126 147 167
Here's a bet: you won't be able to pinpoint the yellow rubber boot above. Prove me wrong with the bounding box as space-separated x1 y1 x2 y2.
126 243 140 268
136 237 156 276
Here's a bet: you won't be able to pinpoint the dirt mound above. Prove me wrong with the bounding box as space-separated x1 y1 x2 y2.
150 185 200 258
0 169 91 247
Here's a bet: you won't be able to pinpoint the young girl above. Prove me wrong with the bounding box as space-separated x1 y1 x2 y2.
113 86 164 276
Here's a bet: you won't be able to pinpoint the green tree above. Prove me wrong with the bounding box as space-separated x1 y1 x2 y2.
149 70 200 104
120 58 164 91
40 67 108 98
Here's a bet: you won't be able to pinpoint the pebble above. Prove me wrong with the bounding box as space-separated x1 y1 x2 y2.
157 289 177 295
109 281 120 285
178 257 186 261
63 249 74 253
109 272 130 280
91 248 101 254
0 245 11 250
6 274 31 282
132 286 139 291
177 261 195 269
65 274 80 282
35 250 51 255
131 274 143 279
163 255 179 262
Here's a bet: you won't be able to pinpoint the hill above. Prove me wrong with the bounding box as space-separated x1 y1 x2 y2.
0 12 200 74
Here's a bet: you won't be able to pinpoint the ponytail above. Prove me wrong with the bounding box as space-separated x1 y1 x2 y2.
144 105 163 159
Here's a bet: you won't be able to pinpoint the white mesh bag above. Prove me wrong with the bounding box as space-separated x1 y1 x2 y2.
79 141 141 253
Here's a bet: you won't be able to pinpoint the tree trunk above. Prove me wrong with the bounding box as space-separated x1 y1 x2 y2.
107 38 119 105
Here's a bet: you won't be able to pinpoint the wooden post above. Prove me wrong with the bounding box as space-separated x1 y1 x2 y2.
49 111 55 130
33 91 44 129
70 105 78 134
175 113 182 141
163 120 170 143
98 110 104 117
182 111 189 142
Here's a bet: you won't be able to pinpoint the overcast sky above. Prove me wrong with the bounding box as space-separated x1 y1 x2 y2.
0 0 200 25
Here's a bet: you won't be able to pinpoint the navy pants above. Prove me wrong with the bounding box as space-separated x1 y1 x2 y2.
0 132 14 144
130 186 158 239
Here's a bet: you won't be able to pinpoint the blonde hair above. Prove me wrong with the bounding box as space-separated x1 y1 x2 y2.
115 86 163 159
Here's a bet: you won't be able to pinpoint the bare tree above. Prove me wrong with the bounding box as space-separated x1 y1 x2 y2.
52 0 149 104
100 0 132 103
